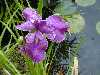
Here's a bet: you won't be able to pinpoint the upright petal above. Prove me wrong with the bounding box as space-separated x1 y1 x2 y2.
22 8 42 20
46 15 69 30
25 31 48 50
16 20 35 31
35 31 48 50
45 15 69 42
25 32 36 43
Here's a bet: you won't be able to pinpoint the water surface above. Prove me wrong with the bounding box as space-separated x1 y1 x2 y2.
79 0 100 75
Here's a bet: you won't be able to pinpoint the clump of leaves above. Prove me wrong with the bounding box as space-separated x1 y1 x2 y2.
47 33 80 75
6 47 27 74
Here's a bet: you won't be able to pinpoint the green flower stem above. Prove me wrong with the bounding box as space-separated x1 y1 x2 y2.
47 43 54 63
34 62 46 75
25 58 35 75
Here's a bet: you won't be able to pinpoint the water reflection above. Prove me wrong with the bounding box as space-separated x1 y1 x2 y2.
79 0 100 75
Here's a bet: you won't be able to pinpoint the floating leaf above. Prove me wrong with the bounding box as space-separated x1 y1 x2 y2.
54 1 77 15
75 0 96 7
67 14 85 33
96 21 100 34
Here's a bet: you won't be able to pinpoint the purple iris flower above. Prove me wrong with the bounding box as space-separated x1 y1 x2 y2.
20 31 48 63
16 8 69 63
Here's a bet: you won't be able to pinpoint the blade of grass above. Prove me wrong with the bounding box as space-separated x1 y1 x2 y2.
0 27 6 47
38 62 46 75
6 35 12 51
4 0 11 16
0 20 17 41
26 0 31 7
38 0 43 16
0 8 19 42
4 0 12 27
3 68 11 75
7 8 19 25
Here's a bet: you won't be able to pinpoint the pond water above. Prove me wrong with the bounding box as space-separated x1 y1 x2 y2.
79 0 100 75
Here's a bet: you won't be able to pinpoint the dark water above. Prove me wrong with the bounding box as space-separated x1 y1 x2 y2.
79 0 100 75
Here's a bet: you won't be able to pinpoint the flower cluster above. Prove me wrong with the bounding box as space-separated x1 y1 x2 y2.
16 8 69 63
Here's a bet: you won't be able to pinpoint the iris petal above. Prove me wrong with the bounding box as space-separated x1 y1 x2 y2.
20 43 46 63
25 31 48 50
37 20 52 34
25 32 36 43
46 15 69 29
22 8 42 21
35 31 48 50
53 30 65 42
32 51 46 63
45 15 69 42
16 20 35 31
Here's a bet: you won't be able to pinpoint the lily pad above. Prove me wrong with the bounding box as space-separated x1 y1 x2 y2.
67 14 85 33
54 1 77 15
96 21 100 34
75 0 96 7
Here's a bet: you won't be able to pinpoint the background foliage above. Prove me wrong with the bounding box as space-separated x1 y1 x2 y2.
0 0 83 75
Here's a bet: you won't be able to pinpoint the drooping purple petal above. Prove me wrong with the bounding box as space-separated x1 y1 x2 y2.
46 31 56 41
32 51 46 63
46 29 65 43
53 30 65 42
16 20 35 31
22 8 42 21
45 15 69 42
20 43 46 63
